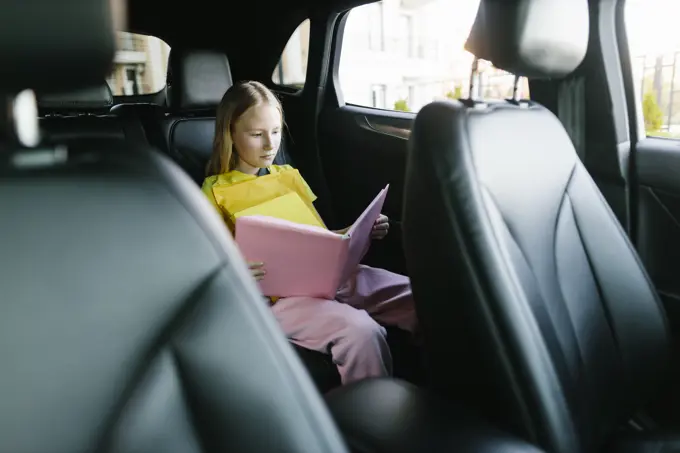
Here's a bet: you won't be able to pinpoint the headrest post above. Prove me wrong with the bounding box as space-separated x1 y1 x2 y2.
468 57 481 101
512 75 522 102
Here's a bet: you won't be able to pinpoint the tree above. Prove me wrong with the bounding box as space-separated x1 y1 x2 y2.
643 91 664 133
445 85 463 99
394 99 410 112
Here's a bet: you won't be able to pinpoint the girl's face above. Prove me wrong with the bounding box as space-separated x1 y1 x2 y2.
231 103 282 174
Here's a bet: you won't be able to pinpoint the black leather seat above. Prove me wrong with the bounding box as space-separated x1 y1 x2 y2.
39 83 149 146
113 49 293 185
0 1 350 452
403 1 676 452
324 378 547 453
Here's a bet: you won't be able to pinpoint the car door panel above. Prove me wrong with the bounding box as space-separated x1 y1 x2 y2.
636 137 680 332
318 105 414 275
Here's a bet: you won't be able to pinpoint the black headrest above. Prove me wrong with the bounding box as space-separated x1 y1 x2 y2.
465 0 589 79
0 0 117 93
168 49 233 110
38 83 114 112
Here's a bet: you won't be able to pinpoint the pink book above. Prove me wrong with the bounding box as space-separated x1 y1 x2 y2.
235 185 389 299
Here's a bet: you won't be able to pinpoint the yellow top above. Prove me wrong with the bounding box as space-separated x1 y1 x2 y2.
201 164 326 234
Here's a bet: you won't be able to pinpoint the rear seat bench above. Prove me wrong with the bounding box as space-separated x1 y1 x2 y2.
110 49 422 392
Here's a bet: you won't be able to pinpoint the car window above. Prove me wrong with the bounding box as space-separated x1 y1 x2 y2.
625 0 680 139
106 32 170 96
337 0 529 113
272 19 310 90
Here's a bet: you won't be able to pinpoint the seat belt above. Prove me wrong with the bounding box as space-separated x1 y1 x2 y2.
557 76 587 162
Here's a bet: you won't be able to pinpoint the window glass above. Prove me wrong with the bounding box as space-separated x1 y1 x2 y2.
272 19 310 89
338 0 529 113
107 32 170 96
626 0 680 138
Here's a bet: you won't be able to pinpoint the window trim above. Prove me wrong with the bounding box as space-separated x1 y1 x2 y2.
108 31 170 97
330 1 532 114
271 18 311 92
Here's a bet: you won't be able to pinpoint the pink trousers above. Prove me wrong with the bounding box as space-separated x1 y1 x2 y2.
271 265 418 385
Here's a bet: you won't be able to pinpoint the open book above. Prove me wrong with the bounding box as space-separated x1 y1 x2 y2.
235 185 389 299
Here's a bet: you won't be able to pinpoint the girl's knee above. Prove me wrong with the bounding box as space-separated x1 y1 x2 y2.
343 310 387 345
331 309 393 381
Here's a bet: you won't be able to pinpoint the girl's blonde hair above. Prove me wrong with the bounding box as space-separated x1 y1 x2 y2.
206 80 283 176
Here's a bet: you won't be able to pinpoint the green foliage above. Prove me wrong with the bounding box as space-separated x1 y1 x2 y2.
394 98 410 112
445 85 463 99
454 85 463 98
643 91 664 133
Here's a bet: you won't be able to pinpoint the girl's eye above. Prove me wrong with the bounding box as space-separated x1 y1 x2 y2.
251 133 262 137
272 130 280 135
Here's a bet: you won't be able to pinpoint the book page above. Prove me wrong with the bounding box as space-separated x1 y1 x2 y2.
340 185 389 283
235 215 346 299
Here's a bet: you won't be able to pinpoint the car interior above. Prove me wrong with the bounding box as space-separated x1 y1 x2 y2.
3 0 680 451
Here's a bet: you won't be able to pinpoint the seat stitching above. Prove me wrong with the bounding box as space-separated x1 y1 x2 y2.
93 266 222 453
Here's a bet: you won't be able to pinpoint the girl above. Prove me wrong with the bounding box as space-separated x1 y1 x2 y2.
201 80 418 385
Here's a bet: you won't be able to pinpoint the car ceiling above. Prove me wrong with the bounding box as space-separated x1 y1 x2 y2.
126 0 373 82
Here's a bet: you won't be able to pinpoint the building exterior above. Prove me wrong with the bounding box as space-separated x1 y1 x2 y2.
338 0 473 111
632 50 680 134
275 0 529 112
107 32 170 96
273 21 310 88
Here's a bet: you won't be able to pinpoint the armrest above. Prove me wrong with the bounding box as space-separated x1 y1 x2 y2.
324 378 544 453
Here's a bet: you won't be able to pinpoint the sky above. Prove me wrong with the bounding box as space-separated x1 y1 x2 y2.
626 0 680 56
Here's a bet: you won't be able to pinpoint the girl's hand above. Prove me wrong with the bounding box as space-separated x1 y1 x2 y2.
248 261 266 281
371 214 389 240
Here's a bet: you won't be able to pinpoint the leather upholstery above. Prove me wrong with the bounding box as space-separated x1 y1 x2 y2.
0 0 115 92
39 83 144 146
112 49 233 183
0 139 350 453
325 378 545 453
605 433 680 453
465 0 589 78
40 114 129 144
403 100 672 453
39 83 114 112
0 2 349 451
168 49 233 110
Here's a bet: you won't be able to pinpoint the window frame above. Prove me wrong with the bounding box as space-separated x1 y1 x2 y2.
620 0 680 141
331 0 531 115
107 31 170 97
271 18 311 92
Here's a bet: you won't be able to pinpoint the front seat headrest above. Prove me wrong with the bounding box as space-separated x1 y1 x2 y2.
38 83 114 113
0 0 117 93
465 0 589 79
168 49 233 110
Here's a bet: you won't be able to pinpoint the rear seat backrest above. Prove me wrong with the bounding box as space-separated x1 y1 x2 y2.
113 49 292 184
39 83 148 146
